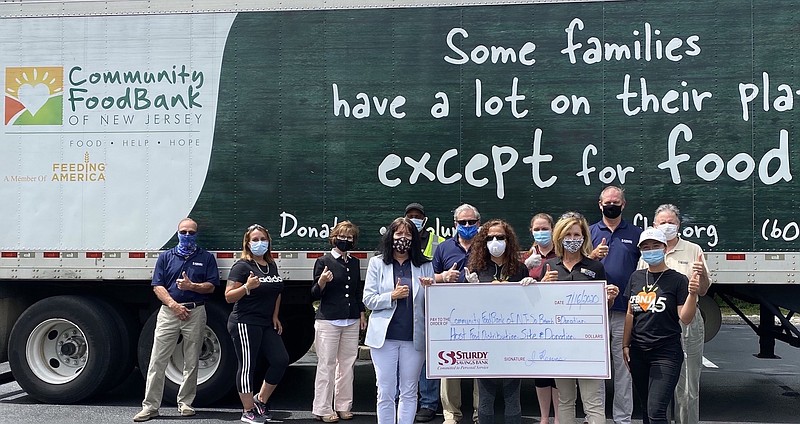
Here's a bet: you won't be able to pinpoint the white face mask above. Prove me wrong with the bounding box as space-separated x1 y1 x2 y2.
658 223 679 241
487 239 507 257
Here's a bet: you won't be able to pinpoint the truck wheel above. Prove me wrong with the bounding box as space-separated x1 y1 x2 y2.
698 294 722 342
8 296 122 403
281 305 315 363
137 301 235 405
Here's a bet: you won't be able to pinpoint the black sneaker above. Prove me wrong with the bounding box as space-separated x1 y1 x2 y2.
254 394 271 420
241 408 265 424
415 407 436 422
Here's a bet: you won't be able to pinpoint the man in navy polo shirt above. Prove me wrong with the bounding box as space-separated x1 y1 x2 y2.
134 218 220 422
589 186 642 424
433 203 481 424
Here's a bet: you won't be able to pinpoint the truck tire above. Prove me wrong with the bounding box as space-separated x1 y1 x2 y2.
137 301 235 405
698 294 722 342
8 295 123 403
281 305 315 363
93 300 138 390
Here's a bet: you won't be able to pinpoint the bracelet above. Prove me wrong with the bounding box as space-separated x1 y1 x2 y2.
623 345 630 349
244 285 251 295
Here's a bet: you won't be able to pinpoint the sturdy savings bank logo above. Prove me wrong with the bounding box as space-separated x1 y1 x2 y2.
5 66 63 125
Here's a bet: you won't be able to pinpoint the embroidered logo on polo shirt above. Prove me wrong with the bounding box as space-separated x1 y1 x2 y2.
192 262 203 266
581 268 597 278
621 239 633 244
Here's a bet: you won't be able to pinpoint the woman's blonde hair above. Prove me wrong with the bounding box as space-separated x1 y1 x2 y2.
329 220 359 246
552 214 593 258
241 224 274 263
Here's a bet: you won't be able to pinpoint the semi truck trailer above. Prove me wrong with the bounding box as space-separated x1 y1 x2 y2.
1 0 798 404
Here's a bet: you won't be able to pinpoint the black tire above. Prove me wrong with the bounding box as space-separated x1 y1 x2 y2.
137 301 236 405
698 294 722 342
92 299 138 391
8 295 122 404
280 304 315 363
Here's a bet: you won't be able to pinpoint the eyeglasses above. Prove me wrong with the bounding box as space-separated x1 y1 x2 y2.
456 219 478 226
248 224 268 232
178 230 196 235
487 235 506 241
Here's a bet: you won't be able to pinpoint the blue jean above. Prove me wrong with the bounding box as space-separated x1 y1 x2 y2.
629 342 684 424
418 361 440 411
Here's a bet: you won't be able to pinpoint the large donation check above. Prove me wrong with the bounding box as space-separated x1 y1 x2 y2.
425 281 610 379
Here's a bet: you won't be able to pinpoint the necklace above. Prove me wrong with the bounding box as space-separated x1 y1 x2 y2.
645 270 664 293
493 262 505 281
254 261 269 274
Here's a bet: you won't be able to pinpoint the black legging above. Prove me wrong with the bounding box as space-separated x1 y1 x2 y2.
629 342 683 424
228 320 289 394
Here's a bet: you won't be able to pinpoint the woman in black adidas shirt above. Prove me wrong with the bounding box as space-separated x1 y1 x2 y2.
226 224 289 424
623 228 699 424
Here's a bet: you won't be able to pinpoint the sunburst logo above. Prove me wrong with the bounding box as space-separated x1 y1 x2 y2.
5 66 63 125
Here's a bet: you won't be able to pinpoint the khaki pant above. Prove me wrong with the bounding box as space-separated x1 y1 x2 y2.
441 378 479 423
555 378 605 424
312 320 360 416
141 305 206 412
675 308 704 424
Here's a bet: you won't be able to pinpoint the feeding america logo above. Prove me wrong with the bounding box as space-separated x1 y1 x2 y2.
5 66 63 125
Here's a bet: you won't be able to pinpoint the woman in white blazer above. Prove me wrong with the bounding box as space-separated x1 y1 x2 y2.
363 217 434 424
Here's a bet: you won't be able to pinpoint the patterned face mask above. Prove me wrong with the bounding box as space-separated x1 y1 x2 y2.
393 237 411 253
562 238 583 253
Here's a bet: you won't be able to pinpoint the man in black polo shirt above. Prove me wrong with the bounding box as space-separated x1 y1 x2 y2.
134 218 220 422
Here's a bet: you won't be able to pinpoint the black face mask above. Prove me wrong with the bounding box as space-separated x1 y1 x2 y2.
334 239 354 252
602 204 623 219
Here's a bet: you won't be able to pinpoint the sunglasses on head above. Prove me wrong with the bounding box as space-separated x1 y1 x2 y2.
457 219 478 226
178 230 196 235
487 235 506 241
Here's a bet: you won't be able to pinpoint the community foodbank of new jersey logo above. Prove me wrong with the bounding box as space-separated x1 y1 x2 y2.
437 350 489 367
5 67 63 125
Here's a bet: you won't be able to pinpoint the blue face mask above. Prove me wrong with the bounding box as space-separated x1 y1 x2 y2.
533 230 552 246
641 248 665 265
457 224 478 240
250 240 269 257
176 233 197 256
410 218 425 232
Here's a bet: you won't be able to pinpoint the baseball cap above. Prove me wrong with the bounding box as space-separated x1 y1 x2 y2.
405 202 425 216
638 227 667 247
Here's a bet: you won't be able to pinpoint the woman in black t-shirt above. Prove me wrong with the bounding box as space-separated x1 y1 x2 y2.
225 224 289 424
622 228 700 424
463 219 534 424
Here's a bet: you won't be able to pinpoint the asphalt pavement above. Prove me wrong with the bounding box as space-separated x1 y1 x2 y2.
1 324 799 423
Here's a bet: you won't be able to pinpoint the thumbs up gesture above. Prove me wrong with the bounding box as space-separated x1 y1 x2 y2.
691 253 706 277
391 277 409 300
318 265 333 285
444 262 460 283
524 252 542 269
592 238 608 259
246 270 261 291
464 267 479 284
176 271 193 291
688 271 700 294
541 264 559 282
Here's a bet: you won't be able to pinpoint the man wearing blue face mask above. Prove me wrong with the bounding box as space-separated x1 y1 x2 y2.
404 203 445 262
432 204 481 424
134 218 220 422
